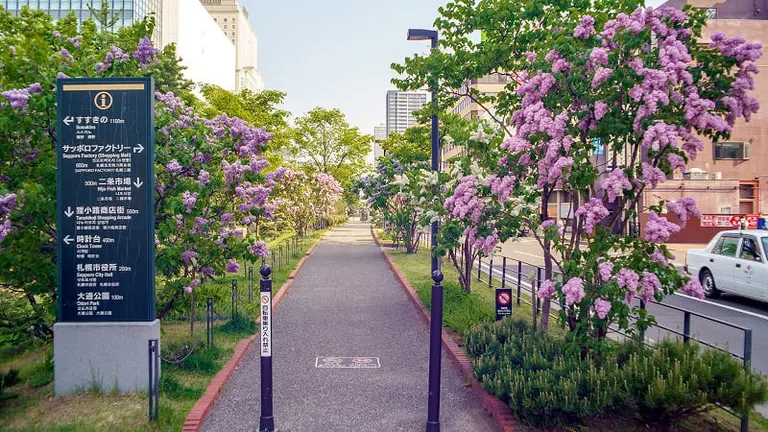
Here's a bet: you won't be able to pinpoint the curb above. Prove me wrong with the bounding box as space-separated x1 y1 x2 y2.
182 236 324 432
377 236 515 432
370 225 397 248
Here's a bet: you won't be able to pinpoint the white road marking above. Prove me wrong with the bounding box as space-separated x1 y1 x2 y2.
672 292 768 321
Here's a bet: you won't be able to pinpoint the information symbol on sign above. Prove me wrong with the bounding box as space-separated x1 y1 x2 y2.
94 91 113 110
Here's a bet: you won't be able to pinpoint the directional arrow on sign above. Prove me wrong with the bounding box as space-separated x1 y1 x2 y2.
63 116 74 126
64 207 74 218
63 235 74 245
133 178 143 188
133 143 144 153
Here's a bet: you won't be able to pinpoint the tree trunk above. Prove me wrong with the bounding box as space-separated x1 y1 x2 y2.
539 237 553 330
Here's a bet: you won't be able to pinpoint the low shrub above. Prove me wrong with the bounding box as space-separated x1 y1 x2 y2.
219 313 256 334
465 318 768 427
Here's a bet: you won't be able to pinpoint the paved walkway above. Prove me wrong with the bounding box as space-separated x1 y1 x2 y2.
203 221 495 431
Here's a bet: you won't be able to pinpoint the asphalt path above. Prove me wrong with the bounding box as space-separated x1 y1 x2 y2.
202 222 495 432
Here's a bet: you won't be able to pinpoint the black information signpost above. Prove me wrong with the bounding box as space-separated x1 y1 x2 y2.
56 77 155 322
495 288 512 321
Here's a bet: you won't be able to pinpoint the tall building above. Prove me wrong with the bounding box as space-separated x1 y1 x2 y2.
442 74 514 169
199 0 264 92
385 90 428 136
0 0 163 42
373 124 386 161
641 0 768 241
162 0 235 91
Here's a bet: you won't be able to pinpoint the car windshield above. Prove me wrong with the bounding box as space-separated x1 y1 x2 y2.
762 238 768 258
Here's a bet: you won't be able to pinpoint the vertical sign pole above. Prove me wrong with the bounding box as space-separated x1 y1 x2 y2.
259 265 275 432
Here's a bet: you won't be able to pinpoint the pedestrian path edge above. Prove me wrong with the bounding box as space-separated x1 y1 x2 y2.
372 226 516 432
181 236 324 432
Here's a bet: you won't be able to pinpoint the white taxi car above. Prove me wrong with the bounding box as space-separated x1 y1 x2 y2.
685 230 768 301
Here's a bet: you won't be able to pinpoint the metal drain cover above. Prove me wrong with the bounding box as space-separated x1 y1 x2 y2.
315 356 381 369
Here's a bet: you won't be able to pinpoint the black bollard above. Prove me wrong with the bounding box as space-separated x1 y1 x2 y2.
249 267 254 302
206 297 214 348
259 265 275 432
231 279 238 319
426 270 444 432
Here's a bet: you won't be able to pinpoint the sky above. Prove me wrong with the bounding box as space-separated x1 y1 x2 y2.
239 0 448 135
239 0 668 136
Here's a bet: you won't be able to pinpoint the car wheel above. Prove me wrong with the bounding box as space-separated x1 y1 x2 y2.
700 269 720 298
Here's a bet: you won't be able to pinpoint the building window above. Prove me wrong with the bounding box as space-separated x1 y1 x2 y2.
223 17 227 22
223 24 227 29
231 24 235 29
714 142 750 160
213 18 217 22
231 32 235 37
697 7 717 19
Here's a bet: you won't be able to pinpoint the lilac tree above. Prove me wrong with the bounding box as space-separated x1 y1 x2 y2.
0 9 280 336
489 6 761 343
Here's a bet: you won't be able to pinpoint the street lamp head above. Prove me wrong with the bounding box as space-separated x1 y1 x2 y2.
407 29 438 44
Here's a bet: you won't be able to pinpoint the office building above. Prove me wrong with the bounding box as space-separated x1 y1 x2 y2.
0 0 163 42
442 74 514 170
162 0 235 91
200 0 264 92
385 90 428 136
373 124 386 161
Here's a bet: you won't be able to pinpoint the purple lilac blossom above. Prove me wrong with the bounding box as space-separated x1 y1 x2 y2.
562 277 585 306
60 48 74 63
666 197 701 227
184 286 193 294
681 278 704 298
602 168 631 203
574 198 609 235
641 162 667 188
250 241 269 258
181 191 198 213
639 271 662 303
574 15 596 39
2 89 30 110
592 67 613 88
538 280 556 299
226 259 240 273
166 159 183 174
594 298 611 319
644 211 680 243
182 251 197 263
198 170 210 186
598 261 614 282
133 36 160 68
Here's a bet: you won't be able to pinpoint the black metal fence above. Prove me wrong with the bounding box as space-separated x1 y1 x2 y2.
147 339 160 421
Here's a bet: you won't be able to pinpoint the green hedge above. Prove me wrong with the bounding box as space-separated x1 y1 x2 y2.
465 318 768 427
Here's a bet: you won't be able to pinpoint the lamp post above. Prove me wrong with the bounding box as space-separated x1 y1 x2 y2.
407 28 443 432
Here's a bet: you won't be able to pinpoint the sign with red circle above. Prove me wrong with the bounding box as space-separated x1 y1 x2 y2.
495 288 513 321
497 291 511 306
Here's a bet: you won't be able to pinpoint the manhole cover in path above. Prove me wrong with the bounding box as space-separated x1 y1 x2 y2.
315 356 381 369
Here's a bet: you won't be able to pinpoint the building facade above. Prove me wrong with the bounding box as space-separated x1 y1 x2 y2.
373 124 386 161
199 0 264 92
385 90 428 137
1 0 163 41
442 73 514 169
161 0 235 91
643 0 768 241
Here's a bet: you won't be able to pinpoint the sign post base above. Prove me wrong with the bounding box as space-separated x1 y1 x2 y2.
53 320 160 395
